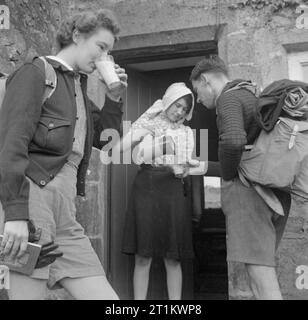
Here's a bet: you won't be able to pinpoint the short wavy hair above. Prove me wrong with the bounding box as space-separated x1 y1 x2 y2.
56 9 120 49
190 56 228 82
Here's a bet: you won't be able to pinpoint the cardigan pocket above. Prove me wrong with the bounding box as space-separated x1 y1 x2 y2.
33 115 71 155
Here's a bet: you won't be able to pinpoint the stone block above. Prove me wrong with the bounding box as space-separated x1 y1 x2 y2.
228 64 263 85
227 34 256 65
277 210 308 300
269 16 293 29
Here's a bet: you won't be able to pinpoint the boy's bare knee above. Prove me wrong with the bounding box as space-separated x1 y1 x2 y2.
246 264 282 300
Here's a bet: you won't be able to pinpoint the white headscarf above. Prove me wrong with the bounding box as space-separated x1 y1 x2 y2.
145 82 195 122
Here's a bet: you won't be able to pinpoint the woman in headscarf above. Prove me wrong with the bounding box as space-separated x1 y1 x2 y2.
117 82 196 300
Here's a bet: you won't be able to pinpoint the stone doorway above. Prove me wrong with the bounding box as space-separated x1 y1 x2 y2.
109 27 228 299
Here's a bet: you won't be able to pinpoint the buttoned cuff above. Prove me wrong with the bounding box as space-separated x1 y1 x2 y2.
103 96 124 114
3 201 29 222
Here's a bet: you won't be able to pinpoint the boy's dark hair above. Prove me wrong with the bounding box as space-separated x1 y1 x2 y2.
56 9 120 49
190 56 228 82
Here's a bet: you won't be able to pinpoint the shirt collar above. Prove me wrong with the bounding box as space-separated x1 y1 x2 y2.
46 56 88 80
46 55 74 71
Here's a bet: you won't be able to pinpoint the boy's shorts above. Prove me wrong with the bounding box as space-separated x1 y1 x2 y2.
0 162 105 289
221 177 291 267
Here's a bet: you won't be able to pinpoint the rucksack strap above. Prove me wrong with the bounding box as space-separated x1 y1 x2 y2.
0 75 7 110
38 56 57 104
0 59 56 112
32 56 57 105
224 81 258 96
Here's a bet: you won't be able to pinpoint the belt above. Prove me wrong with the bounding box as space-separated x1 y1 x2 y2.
140 164 173 172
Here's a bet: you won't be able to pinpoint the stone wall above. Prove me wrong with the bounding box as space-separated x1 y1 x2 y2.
0 0 63 73
2 0 307 88
61 0 308 86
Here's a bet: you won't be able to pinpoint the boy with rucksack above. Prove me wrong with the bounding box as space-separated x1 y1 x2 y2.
240 79 308 202
190 56 291 300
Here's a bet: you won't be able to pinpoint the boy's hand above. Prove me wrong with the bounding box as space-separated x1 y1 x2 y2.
173 166 189 179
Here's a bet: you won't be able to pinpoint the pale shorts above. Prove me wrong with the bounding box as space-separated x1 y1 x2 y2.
0 162 105 289
221 177 291 267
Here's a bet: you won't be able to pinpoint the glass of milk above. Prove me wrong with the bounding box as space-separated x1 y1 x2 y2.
95 55 122 91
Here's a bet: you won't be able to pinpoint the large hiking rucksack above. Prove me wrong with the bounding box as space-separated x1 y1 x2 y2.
239 116 308 199
238 80 308 200
0 56 57 111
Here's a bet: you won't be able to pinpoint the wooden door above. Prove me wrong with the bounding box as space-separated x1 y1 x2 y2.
109 69 152 299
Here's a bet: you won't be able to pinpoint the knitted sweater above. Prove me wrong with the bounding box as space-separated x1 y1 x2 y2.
216 80 261 181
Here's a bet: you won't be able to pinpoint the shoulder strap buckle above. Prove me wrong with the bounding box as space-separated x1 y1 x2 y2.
38 56 57 103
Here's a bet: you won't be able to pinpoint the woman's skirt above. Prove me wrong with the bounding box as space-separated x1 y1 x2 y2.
121 165 194 260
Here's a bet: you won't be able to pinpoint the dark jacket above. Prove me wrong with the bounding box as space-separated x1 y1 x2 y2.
0 57 123 222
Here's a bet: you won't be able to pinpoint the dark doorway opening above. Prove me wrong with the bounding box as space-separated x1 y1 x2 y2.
188 98 228 300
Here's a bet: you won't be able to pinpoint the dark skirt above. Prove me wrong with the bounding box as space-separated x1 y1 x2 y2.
121 165 194 260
